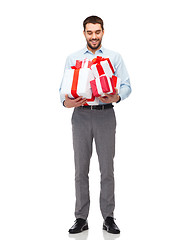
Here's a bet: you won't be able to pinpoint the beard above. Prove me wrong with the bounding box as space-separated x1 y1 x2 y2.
87 39 102 50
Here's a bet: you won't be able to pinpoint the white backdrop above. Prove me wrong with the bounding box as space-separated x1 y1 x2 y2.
0 0 187 240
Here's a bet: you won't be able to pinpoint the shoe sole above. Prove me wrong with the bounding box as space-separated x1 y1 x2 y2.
69 225 88 234
103 224 120 234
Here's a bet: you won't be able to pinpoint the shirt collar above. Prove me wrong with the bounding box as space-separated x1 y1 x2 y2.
83 46 104 54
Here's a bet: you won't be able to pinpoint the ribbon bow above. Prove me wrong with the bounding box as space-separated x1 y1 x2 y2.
92 56 105 64
71 60 83 69
71 59 93 69
71 66 78 69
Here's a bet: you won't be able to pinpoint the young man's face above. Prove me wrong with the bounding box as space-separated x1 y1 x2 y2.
83 23 104 52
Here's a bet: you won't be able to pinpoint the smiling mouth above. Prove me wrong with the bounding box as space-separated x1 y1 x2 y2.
90 40 99 44
87 39 101 50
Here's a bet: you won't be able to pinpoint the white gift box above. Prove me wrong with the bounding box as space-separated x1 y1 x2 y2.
90 75 114 97
60 68 94 99
91 59 115 78
90 75 121 97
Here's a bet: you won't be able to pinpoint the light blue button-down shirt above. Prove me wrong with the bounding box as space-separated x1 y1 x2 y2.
59 46 131 105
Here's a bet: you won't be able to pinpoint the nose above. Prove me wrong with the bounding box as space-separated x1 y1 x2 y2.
92 33 96 39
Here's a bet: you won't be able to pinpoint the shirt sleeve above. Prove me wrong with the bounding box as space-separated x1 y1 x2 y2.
59 56 71 104
114 53 132 101
64 56 72 70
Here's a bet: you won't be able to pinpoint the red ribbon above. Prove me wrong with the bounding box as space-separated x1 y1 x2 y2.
71 69 80 98
92 56 115 74
109 75 117 95
71 60 84 69
92 56 104 64
83 93 95 106
100 75 110 94
90 80 99 97
71 66 77 69
111 75 117 88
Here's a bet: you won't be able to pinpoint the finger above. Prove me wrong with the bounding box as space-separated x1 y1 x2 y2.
98 97 108 103
74 96 84 102
114 88 118 94
77 99 87 105
104 93 111 97
76 98 87 105
98 96 108 99
76 100 87 107
65 94 69 100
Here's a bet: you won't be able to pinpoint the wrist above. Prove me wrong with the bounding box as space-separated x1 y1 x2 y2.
63 100 67 107
116 95 121 103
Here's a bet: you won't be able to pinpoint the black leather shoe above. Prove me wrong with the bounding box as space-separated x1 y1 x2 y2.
103 217 120 234
69 218 88 234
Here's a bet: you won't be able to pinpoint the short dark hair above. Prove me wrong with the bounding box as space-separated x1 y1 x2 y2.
83 15 104 31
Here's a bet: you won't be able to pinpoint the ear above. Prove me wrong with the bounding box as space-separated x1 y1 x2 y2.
83 30 86 38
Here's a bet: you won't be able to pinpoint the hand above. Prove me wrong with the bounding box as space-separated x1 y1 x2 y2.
64 94 87 108
98 88 120 104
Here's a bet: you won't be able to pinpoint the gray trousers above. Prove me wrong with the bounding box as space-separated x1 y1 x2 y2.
71 107 116 220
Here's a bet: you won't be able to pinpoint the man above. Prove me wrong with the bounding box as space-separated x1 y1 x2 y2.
59 16 131 234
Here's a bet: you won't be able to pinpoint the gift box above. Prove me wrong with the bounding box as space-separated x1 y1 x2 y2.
60 68 94 99
74 58 93 69
91 56 115 78
90 74 115 97
73 59 98 105
84 94 99 105
90 75 121 97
